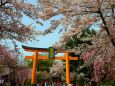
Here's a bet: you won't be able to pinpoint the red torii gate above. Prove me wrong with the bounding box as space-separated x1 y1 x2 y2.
22 45 78 85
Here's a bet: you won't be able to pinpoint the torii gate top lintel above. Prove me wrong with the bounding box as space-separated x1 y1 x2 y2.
22 45 76 53
22 45 49 52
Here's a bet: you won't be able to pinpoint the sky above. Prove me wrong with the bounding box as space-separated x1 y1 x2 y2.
20 15 63 58
21 15 62 48
21 0 62 48
16 0 100 59
19 0 63 57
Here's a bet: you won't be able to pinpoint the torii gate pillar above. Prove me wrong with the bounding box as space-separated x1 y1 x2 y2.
31 50 38 84
66 51 70 84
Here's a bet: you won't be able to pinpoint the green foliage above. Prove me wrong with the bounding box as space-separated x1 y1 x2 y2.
65 28 96 72
99 79 115 85
71 79 77 84
36 73 42 83
31 84 37 86
65 28 96 49
65 36 83 49
82 28 96 37
69 59 84 72
24 59 33 68
77 76 85 86
24 58 54 72
0 65 3 73
64 28 96 85
22 79 31 86
37 60 54 72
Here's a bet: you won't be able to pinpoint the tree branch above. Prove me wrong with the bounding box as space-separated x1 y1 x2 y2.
98 9 115 47
0 0 9 7
111 5 115 19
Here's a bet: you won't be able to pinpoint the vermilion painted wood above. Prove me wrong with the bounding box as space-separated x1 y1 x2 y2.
22 45 78 85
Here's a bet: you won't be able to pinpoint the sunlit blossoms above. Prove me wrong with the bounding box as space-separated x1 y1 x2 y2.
0 45 18 68
0 0 41 42
50 62 64 77
39 0 115 47
0 0 114 84
38 0 115 83
92 59 105 82
80 30 114 82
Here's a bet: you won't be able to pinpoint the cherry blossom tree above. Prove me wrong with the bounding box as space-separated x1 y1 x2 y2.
0 0 41 78
0 0 41 42
50 62 65 78
79 30 115 83
0 44 18 68
50 61 66 82
38 0 115 47
38 1 115 83
0 43 31 83
0 44 18 80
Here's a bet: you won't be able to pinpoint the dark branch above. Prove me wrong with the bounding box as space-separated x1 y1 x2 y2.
0 1 9 7
98 9 115 47
111 5 115 19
